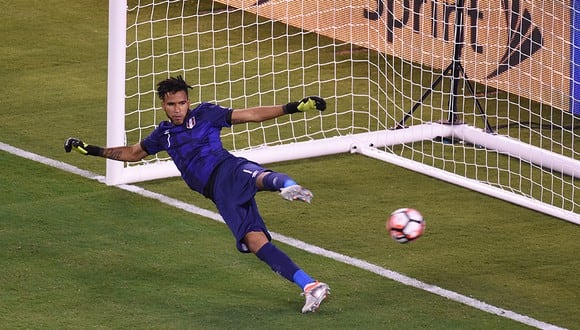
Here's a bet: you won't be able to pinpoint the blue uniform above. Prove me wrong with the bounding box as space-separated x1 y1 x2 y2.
141 102 271 252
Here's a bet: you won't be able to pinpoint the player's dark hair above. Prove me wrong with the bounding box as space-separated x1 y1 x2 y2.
157 75 193 100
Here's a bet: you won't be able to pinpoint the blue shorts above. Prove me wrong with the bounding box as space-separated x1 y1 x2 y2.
210 157 272 253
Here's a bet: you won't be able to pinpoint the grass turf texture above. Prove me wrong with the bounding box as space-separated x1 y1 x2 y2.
1 0 579 329
0 151 545 329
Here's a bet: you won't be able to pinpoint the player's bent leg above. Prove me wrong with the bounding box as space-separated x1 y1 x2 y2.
251 234 330 313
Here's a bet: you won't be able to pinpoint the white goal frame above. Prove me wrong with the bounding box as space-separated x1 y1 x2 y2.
106 0 579 224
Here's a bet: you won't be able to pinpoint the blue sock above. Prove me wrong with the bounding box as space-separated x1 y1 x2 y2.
292 270 316 290
261 172 297 191
255 242 300 283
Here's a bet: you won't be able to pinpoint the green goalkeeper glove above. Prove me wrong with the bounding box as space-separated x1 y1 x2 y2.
64 137 104 156
283 96 326 114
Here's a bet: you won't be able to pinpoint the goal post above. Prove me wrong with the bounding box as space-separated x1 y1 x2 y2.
106 0 579 224
105 0 127 186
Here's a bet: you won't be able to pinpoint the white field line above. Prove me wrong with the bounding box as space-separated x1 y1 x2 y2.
0 141 566 330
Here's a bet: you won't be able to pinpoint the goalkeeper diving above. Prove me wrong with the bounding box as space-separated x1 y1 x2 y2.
64 76 330 313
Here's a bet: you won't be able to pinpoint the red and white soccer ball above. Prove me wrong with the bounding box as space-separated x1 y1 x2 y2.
387 208 425 243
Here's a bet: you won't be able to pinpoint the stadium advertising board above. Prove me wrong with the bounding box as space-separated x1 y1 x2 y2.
214 0 575 113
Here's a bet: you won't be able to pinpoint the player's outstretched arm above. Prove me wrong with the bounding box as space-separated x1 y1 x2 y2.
64 137 148 162
231 96 326 124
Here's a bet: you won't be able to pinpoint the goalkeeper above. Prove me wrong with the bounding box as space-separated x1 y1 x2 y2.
64 76 330 313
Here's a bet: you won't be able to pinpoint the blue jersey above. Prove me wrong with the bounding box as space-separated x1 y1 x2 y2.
141 102 236 194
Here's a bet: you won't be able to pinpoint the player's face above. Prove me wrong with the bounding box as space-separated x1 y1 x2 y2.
161 90 190 125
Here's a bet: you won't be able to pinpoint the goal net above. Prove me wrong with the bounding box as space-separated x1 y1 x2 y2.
107 0 579 224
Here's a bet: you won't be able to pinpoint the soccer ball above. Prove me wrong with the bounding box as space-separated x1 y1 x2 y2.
386 208 425 243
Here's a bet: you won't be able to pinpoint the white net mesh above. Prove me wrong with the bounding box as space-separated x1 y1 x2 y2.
113 0 579 221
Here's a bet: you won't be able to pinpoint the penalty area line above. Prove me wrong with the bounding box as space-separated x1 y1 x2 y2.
0 142 566 330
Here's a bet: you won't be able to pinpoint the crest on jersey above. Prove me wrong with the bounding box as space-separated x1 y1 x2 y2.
186 117 196 129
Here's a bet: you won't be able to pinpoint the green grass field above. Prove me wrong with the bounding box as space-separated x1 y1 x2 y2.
1 1 579 329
